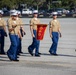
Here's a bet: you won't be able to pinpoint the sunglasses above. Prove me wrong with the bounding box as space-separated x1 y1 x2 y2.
12 15 17 17
53 15 57 16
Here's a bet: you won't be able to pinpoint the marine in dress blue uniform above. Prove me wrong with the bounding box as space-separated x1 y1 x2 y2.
0 10 7 54
49 12 62 56
16 11 25 55
7 12 22 61
28 10 41 57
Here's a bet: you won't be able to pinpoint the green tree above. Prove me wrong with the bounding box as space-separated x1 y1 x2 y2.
0 0 76 10
32 0 45 10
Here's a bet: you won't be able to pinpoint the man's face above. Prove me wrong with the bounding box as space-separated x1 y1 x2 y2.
12 15 17 20
53 15 57 19
34 13 38 18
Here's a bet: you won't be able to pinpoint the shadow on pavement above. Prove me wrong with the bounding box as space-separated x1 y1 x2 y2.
41 53 76 57
0 59 12 62
58 54 76 57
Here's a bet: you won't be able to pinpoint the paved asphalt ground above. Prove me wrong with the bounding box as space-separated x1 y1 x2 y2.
0 18 76 75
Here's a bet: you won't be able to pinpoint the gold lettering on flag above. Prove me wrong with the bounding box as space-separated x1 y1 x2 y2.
37 24 47 40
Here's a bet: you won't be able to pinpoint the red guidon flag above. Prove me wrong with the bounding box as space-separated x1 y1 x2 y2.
37 24 47 40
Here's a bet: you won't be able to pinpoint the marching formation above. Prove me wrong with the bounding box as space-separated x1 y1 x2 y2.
0 10 62 61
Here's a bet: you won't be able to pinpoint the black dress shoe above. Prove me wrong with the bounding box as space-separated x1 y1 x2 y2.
51 53 58 56
35 54 40 57
19 52 23 53
49 51 53 55
13 59 19 62
17 56 19 58
28 50 33 56
7 52 13 61
17 53 20 55
0 52 6 55
38 52 41 55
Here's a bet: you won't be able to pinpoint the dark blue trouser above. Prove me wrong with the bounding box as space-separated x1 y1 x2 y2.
7 34 19 60
17 38 22 54
49 32 59 54
0 29 5 53
28 30 40 55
